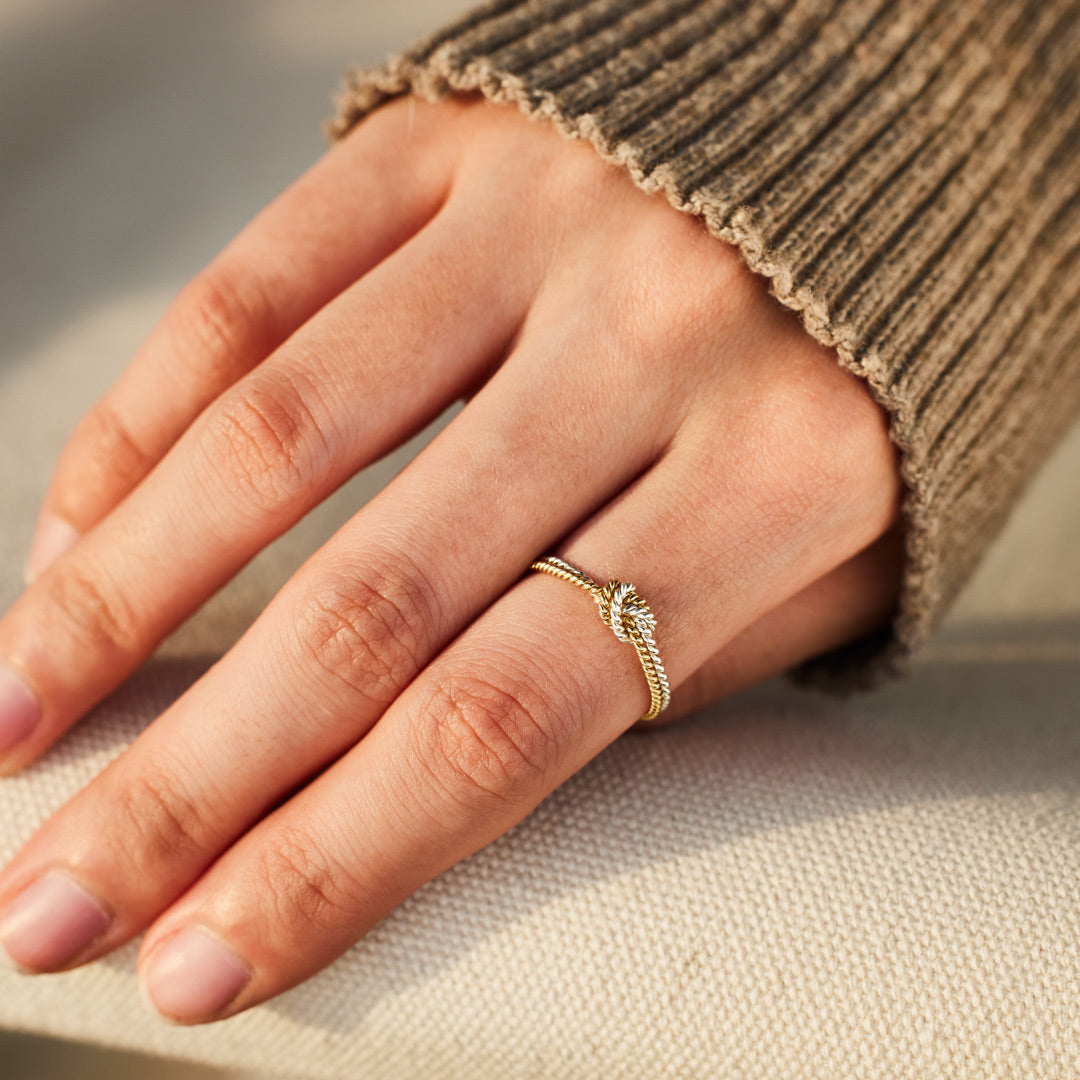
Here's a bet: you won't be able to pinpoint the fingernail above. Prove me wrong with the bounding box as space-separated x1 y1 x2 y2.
143 927 251 1023
0 664 40 762
0 871 111 972
25 513 79 584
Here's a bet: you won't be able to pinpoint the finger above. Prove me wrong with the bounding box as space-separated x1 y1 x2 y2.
129 384 899 1022
661 525 905 721
0 283 681 971
0 201 532 773
27 97 461 580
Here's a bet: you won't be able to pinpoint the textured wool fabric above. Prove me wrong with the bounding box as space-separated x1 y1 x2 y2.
332 0 1080 691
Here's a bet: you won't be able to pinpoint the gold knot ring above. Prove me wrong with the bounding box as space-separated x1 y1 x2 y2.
529 555 671 722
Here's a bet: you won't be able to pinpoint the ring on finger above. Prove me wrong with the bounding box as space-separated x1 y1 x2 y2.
529 555 671 722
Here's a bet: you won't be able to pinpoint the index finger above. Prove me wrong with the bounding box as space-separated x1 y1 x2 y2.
27 97 460 580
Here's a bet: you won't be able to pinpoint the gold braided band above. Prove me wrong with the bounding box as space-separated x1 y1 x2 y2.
529 556 671 723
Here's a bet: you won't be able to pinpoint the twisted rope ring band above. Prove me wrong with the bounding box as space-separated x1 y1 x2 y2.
529 556 671 722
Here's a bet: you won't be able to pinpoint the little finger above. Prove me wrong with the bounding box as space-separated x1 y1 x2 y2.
662 526 905 720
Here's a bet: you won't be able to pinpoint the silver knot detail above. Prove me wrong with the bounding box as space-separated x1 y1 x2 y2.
528 555 671 721
596 580 656 644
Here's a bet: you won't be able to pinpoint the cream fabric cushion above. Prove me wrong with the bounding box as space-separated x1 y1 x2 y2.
2 3 1080 1077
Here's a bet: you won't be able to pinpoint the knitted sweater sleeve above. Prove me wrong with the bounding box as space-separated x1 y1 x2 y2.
329 0 1080 691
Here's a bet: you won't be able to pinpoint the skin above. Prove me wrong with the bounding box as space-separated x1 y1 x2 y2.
0 96 904 1022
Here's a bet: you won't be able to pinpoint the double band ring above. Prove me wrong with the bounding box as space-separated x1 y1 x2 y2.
529 556 671 722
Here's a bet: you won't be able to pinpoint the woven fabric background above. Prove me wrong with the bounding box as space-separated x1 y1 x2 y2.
2 2 1080 1077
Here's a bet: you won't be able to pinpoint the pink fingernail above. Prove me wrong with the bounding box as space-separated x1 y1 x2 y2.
0 664 40 762
143 927 251 1023
0 871 111 972
25 513 79 584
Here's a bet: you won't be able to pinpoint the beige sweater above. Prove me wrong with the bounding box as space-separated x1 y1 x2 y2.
331 0 1080 690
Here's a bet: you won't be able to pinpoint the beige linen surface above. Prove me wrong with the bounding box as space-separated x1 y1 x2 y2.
2 2 1080 1078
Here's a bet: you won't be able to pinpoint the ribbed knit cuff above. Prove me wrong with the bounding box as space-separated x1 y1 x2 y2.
331 0 1080 692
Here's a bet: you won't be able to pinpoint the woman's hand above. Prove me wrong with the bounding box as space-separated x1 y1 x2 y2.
0 96 903 1023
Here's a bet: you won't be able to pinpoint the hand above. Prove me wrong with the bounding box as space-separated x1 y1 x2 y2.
0 96 903 1023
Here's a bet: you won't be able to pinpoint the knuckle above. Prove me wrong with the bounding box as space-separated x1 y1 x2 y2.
65 402 153 503
584 231 753 411
40 558 143 658
202 374 326 515
293 557 439 711
629 218 745 329
748 444 846 551
414 670 562 810
109 766 212 869
258 825 361 932
177 265 272 385
752 366 890 532
755 465 836 546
